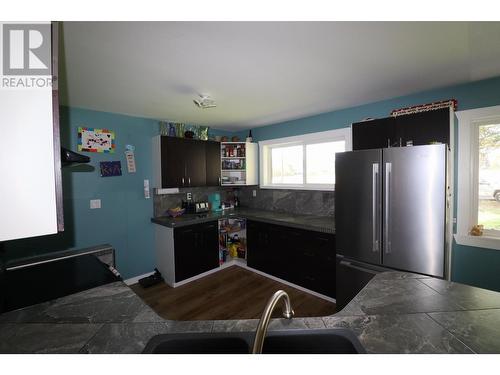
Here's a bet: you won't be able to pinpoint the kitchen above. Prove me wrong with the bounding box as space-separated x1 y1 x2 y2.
1 7 500 373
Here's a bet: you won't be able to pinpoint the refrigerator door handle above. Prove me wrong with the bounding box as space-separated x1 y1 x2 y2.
384 162 392 254
372 163 379 252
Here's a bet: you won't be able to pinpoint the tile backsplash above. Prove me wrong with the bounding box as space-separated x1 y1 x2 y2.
153 186 334 217
238 187 334 216
153 186 236 217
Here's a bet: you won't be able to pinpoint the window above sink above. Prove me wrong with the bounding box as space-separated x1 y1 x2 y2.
259 128 352 191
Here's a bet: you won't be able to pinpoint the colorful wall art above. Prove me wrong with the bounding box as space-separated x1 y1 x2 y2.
78 127 115 153
99 161 122 177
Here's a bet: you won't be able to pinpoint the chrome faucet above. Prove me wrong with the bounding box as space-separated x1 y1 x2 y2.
252 290 294 354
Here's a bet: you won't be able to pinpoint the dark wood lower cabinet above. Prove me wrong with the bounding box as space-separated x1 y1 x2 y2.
246 220 336 298
172 219 336 297
174 221 219 282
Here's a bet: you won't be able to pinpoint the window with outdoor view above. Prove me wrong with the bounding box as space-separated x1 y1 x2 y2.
477 122 500 232
457 105 500 249
259 128 352 190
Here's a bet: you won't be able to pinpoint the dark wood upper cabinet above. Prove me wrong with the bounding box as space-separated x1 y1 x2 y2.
352 108 450 151
160 136 221 188
395 107 450 146
352 117 396 150
161 136 186 188
205 141 221 187
183 139 206 187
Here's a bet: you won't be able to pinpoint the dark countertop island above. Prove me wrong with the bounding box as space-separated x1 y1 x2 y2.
151 207 335 234
1 270 500 354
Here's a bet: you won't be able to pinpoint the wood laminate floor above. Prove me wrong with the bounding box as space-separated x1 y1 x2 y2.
130 266 336 321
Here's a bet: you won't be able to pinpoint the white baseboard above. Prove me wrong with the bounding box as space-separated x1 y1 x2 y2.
171 266 224 287
168 258 244 287
164 257 336 304
135 259 336 304
124 271 155 285
241 264 336 304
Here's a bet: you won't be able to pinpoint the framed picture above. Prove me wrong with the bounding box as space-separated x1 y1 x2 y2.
78 127 115 153
100 161 122 177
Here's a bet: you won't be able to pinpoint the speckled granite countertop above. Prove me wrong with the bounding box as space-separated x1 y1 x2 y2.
1 271 500 354
151 207 335 234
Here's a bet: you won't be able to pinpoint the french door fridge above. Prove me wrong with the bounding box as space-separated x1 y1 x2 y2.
335 144 448 308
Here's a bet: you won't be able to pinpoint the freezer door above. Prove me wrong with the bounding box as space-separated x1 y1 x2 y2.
335 149 382 265
382 144 446 277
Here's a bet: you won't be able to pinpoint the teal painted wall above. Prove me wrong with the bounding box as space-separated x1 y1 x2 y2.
242 76 500 291
4 107 230 279
4 107 159 279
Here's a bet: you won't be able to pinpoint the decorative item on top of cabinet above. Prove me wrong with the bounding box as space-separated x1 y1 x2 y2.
220 142 258 186
352 107 452 151
390 99 457 117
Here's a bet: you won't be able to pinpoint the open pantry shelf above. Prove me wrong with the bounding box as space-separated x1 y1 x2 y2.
220 142 258 186
218 217 247 265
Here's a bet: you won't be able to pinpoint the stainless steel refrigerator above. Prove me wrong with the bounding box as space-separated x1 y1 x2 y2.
335 144 449 308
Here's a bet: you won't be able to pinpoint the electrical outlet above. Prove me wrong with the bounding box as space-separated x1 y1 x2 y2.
90 199 101 209
252 190 257 197
187 192 192 201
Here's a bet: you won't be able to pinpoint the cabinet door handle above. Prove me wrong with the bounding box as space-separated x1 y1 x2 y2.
188 177 191 186
218 177 221 185
182 177 185 186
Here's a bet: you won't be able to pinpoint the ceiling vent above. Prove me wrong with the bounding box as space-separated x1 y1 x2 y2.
193 95 216 109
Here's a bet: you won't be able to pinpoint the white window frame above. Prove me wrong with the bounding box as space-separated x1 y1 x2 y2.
259 128 352 191
456 105 500 250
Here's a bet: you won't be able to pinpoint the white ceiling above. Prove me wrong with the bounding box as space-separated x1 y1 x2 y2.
60 22 500 130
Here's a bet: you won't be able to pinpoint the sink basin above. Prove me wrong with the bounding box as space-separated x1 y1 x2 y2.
142 329 365 354
143 333 250 354
261 329 364 354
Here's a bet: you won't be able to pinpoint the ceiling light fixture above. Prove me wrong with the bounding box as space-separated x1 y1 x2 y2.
193 94 216 109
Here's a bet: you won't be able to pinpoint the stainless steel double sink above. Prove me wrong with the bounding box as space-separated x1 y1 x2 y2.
143 328 365 354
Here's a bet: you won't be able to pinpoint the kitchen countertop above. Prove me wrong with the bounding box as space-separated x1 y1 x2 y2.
151 207 335 234
2 270 500 353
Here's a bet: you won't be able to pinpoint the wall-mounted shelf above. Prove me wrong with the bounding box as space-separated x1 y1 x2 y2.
220 142 258 186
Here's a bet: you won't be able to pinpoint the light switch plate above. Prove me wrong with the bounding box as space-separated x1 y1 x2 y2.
187 192 192 201
252 190 257 197
144 179 150 199
90 199 101 209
